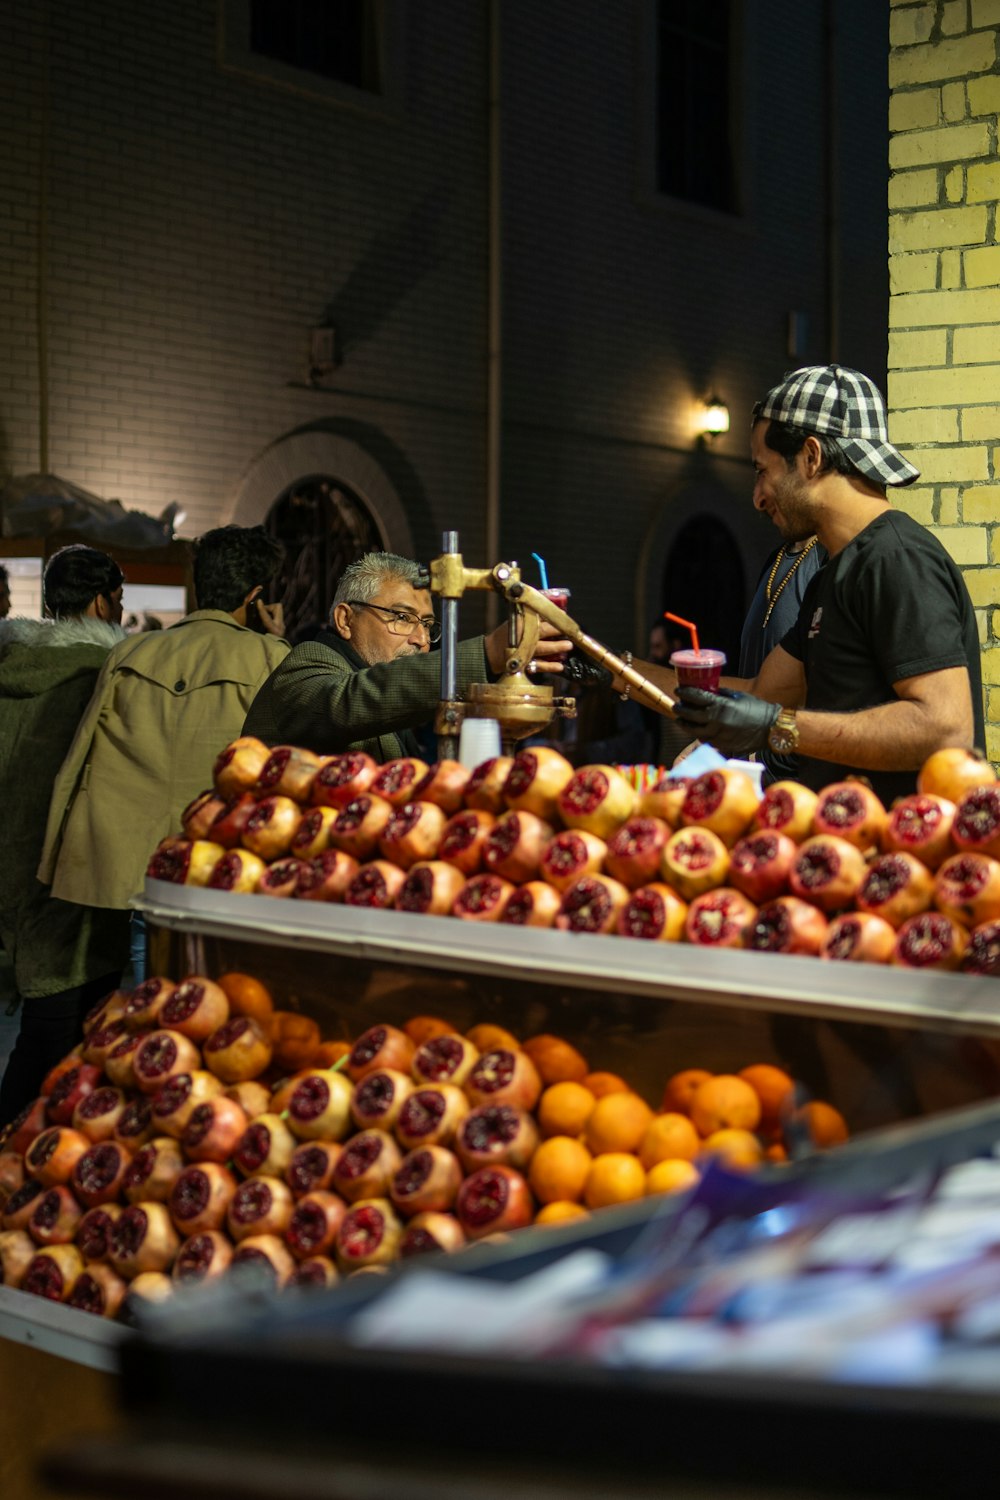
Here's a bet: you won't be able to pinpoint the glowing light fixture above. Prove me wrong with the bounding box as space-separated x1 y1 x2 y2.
698 395 730 440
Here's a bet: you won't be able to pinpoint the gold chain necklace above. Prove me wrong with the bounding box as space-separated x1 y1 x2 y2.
762 537 819 629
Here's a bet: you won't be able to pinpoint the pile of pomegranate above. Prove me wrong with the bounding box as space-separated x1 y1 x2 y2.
0 975 848 1315
148 739 1000 974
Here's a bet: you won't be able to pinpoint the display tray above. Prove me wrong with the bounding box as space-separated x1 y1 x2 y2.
0 1283 126 1372
139 878 1000 1037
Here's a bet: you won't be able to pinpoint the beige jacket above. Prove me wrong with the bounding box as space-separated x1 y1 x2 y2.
39 611 288 909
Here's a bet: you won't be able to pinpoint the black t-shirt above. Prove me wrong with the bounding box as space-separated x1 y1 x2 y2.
780 511 983 804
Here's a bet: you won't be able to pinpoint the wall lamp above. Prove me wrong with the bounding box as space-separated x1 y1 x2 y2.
696 395 730 441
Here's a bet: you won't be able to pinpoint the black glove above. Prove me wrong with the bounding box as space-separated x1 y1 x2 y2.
561 652 613 689
674 686 780 757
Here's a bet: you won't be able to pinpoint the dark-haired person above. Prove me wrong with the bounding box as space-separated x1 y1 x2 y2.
637 366 982 805
0 546 129 1122
38 526 288 978
0 563 11 619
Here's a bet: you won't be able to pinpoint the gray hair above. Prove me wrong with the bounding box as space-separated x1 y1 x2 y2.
331 551 424 612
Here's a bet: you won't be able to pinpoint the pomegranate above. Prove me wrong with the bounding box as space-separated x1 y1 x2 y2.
104 1035 145 1091
227 1175 294 1241
397 859 465 916
132 1031 201 1095
747 896 829 955
752 780 819 843
456 1166 534 1239
378 800 447 868
231 1235 297 1288
412 1034 480 1089
729 831 797 904
455 1104 539 1173
539 830 608 893
465 1049 542 1112
311 751 380 809
680 768 760 848
122 1137 185 1204
290 805 339 860
934 852 1000 928
882 793 957 871
234 1113 298 1177
181 1096 249 1163
390 1146 463 1216
257 856 309 898
401 1212 466 1257
685 888 757 948
45 1063 103 1126
112 1097 155 1151
344 860 406 909
0 1153 24 1208
123 1271 174 1307
25 1128 90 1187
348 1024 415 1082
225 1081 271 1119
242 795 303 860
893 912 969 970
28 1186 83 1246
395 1085 470 1150
335 1198 402 1270
371 757 431 808
2 1179 46 1232
918 746 997 804
7 1098 48 1156
295 848 361 902
0 1229 36 1288
81 1019 129 1070
812 781 887 852
210 795 262 854
463 756 515 813
555 874 631 934
437 808 497 874
604 817 670 889
558 764 637 839
452 872 515 920
500 880 562 927
146 837 223 886
207 849 268 893
856 852 934 928
963 920 1000 976
291 1255 339 1289
203 1016 274 1083
213 736 272 798
331 1130 402 1202
636 775 693 829
789 836 867 913
284 1071 354 1143
22 1244 85 1302
328 794 394 860
169 1163 238 1236
822 911 897 964
256 745 325 801
661 826 730 900
411 759 472 815
71 1142 133 1209
172 1230 234 1284
75 1205 122 1263
151 1071 225 1139
286 1141 343 1199
72 1086 128 1143
617 882 688 941
181 789 229 842
40 1050 84 1095
109 1202 180 1279
483 810 554 883
502 747 575 821
952 786 1000 860
285 1190 348 1259
123 976 177 1032
350 1069 414 1132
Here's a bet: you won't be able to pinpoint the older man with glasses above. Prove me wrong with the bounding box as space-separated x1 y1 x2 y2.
243 550 570 761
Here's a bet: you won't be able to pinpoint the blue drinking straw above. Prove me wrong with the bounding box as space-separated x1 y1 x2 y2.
531 552 549 590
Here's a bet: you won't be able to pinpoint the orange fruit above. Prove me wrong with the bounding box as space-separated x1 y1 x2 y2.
584 1152 646 1209
217 972 275 1025
584 1092 654 1155
637 1112 700 1169
661 1067 713 1115
466 1023 520 1052
583 1070 630 1098
313 1039 351 1067
537 1081 596 1138
522 1033 589 1084
764 1142 789 1164
404 1015 454 1045
535 1201 590 1226
739 1064 796 1133
269 1011 321 1071
689 1075 761 1136
788 1099 849 1148
700 1128 764 1170
528 1136 593 1204
645 1159 700 1196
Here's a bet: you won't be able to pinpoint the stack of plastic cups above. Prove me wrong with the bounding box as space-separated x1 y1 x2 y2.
458 717 502 769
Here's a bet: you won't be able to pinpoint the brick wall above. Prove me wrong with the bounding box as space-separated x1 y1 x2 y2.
888 0 1000 762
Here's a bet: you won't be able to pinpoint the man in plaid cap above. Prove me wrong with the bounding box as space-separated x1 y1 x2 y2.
671 364 983 804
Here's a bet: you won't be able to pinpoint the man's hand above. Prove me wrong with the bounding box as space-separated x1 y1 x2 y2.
256 599 286 637
674 686 780 757
485 617 572 677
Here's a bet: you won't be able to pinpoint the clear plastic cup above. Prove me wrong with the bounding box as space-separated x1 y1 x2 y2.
670 648 726 692
458 717 502 768
541 587 570 611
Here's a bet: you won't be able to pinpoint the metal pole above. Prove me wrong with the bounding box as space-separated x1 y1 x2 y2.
438 530 460 758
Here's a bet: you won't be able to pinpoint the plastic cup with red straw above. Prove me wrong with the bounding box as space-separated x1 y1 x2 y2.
665 612 725 692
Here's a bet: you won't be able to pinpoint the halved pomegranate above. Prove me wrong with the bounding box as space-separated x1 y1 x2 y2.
335 1198 402 1270
295 848 360 902
401 1212 466 1257
661 827 730 900
557 764 637 839
389 1146 463 1216
821 911 897 964
328 795 394 860
455 1104 539 1173
412 1034 480 1089
411 760 472 816
952 786 1000 861
963 920 1000 976
918 746 996 804
882 793 957 871
502 747 575 821
172 1230 233 1284
370 757 430 809
169 1163 238 1236
483 811 554 883
617 882 688 941
343 860 406 909
465 1050 542 1112
680 768 760 848
555 874 630 934
856 852 935 928
539 830 607 893
290 806 339 860
636 775 693 830
396 860 465 916
256 745 325 802
893 911 969 970
395 1085 469 1151
685 888 757 948
500 880 562 927
109 1201 181 1279
378 801 447 868
463 756 515 813
934 852 1000 928
812 781 887 852
348 1025 414 1082
452 873 515 921
311 752 379 809
285 1190 348 1259
213 737 271 798
729 831 797 904
330 1130 402 1202
437 809 497 874
604 817 670 889
751 780 819 843
789 836 866 913
456 1166 534 1239
350 1069 414 1132
747 896 828 955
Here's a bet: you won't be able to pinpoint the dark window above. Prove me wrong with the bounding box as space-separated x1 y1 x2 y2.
250 0 380 93
265 476 383 644
657 0 736 212
661 513 745 668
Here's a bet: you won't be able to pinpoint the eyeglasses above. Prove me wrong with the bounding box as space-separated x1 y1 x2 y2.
346 600 441 644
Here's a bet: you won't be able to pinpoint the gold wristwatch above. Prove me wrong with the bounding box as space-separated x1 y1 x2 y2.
768 707 799 755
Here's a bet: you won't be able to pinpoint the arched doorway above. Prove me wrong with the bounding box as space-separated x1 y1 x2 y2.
264 475 383 642
661 514 746 666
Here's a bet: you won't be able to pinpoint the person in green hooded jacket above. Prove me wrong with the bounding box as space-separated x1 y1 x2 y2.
0 545 129 1124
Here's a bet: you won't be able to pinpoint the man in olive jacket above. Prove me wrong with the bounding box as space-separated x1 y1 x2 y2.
243 551 571 758
0 546 128 1122
38 526 288 924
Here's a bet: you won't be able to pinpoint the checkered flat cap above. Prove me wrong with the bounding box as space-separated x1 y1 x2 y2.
756 364 919 488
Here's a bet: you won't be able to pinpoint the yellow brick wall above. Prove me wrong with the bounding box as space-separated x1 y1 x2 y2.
888 0 1000 765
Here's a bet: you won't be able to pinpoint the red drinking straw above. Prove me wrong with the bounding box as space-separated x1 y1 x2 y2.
663 612 700 653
